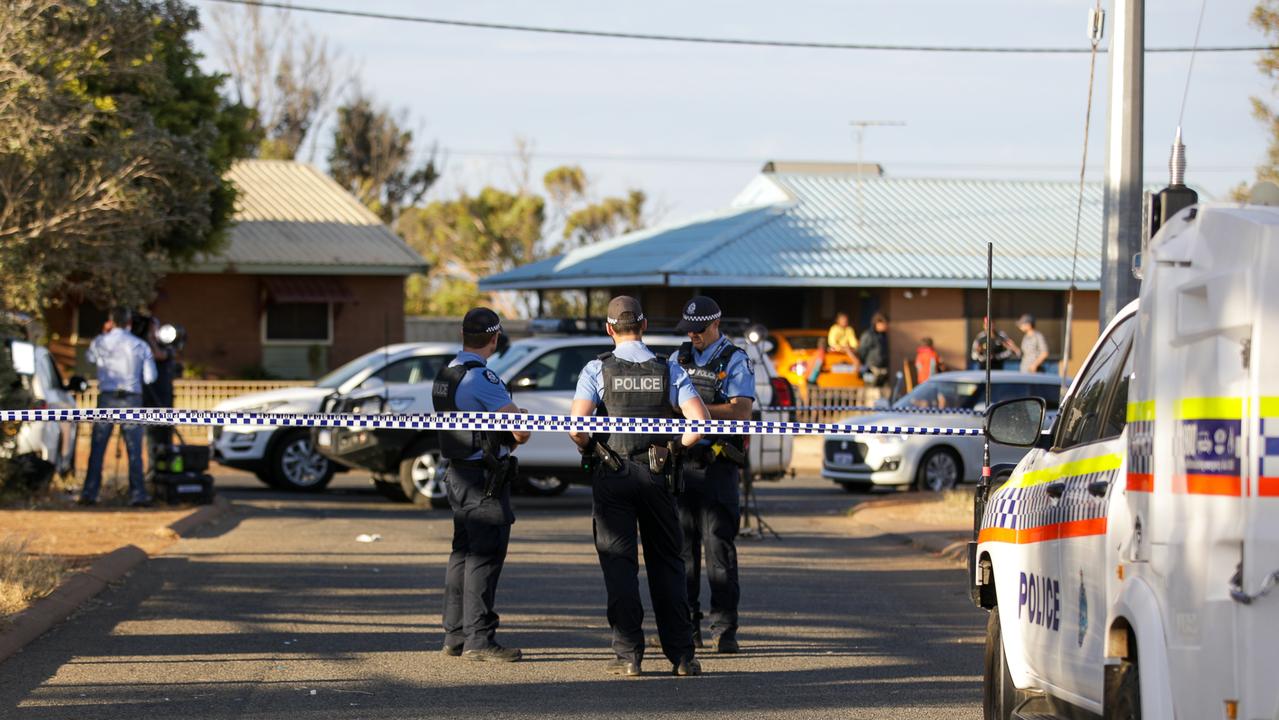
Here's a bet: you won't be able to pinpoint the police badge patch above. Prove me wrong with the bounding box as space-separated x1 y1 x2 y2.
483 369 501 384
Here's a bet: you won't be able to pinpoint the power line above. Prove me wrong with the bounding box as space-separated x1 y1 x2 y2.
199 0 1275 55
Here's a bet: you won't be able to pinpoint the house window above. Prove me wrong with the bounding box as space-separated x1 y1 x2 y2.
264 302 332 343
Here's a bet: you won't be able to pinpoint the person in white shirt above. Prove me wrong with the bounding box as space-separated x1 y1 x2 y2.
80 307 156 506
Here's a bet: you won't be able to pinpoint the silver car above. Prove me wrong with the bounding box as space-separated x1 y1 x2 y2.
822 370 1062 492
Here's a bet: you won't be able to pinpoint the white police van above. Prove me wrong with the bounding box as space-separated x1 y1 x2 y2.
971 203 1279 719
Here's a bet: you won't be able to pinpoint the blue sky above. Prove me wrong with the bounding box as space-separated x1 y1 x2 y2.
192 0 1270 222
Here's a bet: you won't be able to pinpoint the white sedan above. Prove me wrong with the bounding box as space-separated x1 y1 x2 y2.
822 370 1063 492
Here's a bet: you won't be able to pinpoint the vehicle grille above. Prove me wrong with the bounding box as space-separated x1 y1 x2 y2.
824 439 867 465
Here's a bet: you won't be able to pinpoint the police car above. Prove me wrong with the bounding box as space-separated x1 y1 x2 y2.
970 203 1279 719
317 329 795 507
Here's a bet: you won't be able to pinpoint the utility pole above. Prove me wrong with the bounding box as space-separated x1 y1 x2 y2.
849 120 904 226
1100 0 1143 326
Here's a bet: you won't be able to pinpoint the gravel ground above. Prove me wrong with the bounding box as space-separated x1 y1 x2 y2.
0 470 986 720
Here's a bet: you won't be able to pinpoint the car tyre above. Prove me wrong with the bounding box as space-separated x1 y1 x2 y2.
1104 657 1141 720
983 606 1022 720
399 450 448 509
519 475 569 497
916 447 961 493
268 430 335 492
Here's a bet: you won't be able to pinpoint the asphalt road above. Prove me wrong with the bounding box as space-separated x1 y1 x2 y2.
0 470 985 719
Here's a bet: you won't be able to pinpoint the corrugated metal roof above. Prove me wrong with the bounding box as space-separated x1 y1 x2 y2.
481 170 1116 291
187 160 426 275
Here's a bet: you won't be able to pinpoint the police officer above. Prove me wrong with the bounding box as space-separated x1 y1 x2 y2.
671 296 754 654
436 308 530 662
569 296 711 678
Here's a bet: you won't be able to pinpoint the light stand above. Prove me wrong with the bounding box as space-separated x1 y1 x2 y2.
741 323 780 540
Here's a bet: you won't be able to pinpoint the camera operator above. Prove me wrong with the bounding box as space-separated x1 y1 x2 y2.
134 314 182 461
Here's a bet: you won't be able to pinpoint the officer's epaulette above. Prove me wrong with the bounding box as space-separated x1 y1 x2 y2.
596 351 614 362
676 341 694 365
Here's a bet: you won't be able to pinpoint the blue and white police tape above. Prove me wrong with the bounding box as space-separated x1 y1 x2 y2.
0 408 983 437
761 405 978 415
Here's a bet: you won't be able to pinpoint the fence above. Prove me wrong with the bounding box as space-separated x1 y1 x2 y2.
80 380 310 441
793 386 887 423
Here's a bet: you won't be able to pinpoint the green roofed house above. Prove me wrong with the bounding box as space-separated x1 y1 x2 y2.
481 161 1115 376
47 159 427 379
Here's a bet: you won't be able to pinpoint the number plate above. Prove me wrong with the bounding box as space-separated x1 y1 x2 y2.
833 452 854 466
831 363 855 373
316 429 332 447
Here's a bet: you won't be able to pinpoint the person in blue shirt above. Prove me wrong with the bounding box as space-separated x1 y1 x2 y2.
81 307 157 507
670 295 755 654
569 296 711 678
433 308 530 663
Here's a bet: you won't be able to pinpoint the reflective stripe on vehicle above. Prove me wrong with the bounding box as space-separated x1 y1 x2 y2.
1014 454 1122 489
1178 396 1245 497
980 455 1115 545
1260 397 1279 497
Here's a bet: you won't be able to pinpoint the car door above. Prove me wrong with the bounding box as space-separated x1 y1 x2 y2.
509 344 612 467
1053 316 1136 703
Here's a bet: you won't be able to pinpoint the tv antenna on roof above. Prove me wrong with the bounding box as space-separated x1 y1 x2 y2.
849 120 905 226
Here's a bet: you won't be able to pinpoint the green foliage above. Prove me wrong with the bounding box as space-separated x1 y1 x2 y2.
562 189 647 250
398 188 546 316
329 94 439 223
0 0 259 314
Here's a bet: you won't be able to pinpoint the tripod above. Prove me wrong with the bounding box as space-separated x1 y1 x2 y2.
739 469 780 540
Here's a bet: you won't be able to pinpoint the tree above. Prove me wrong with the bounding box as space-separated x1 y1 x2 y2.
397 188 545 316
0 0 258 315
328 93 439 224
1240 0 1279 198
562 190 647 249
209 2 344 160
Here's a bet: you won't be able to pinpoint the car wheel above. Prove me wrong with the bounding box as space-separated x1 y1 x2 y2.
983 606 1021 720
916 447 961 493
1104 656 1141 720
399 450 448 508
520 475 569 497
269 430 335 492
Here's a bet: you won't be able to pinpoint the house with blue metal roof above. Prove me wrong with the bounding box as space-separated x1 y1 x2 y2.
481 162 1108 374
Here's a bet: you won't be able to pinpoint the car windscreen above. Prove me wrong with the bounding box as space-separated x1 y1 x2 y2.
783 335 823 351
315 350 387 389
488 344 537 376
894 380 983 410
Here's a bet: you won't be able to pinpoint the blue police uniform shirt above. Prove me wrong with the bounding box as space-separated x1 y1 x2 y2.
574 340 699 409
676 335 756 400
448 350 513 460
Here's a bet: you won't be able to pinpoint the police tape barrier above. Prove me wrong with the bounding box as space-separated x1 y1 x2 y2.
0 408 983 437
761 405 978 415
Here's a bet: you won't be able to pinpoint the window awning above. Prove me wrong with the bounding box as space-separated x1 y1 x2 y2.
262 277 356 304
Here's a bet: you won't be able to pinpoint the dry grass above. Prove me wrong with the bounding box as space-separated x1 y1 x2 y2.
0 536 67 619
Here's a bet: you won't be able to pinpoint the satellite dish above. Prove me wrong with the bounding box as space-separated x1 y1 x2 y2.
1249 181 1279 207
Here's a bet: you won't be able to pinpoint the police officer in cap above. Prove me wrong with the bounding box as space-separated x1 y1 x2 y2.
671 295 754 654
569 296 711 677
436 307 529 662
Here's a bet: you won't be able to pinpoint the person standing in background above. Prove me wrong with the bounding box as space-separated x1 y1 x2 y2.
826 312 858 357
81 307 156 507
1014 314 1050 373
914 337 943 384
856 313 890 388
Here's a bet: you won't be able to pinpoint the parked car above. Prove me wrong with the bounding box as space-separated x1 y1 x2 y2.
769 329 863 389
210 342 457 491
1 335 86 482
822 370 1063 492
316 330 796 507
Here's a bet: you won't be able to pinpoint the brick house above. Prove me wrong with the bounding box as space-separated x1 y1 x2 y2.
46 159 427 379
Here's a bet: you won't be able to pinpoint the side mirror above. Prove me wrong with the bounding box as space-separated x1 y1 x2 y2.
66 375 89 394
986 397 1047 447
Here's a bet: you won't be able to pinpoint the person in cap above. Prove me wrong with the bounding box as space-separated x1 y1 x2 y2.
1014 313 1050 373
569 296 711 678
671 295 755 654
436 307 530 662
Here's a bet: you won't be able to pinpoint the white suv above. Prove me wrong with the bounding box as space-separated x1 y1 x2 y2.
210 342 457 491
317 331 795 507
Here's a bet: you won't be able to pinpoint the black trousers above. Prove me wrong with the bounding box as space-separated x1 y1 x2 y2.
592 459 694 665
678 458 741 635
442 462 513 651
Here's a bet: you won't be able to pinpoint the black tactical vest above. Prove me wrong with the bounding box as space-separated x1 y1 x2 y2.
598 352 675 456
432 360 498 460
676 340 747 452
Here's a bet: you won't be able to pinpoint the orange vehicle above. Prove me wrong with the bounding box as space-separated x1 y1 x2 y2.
768 329 864 389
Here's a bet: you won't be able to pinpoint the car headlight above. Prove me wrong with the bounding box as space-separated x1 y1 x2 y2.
241 400 290 414
866 434 905 448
